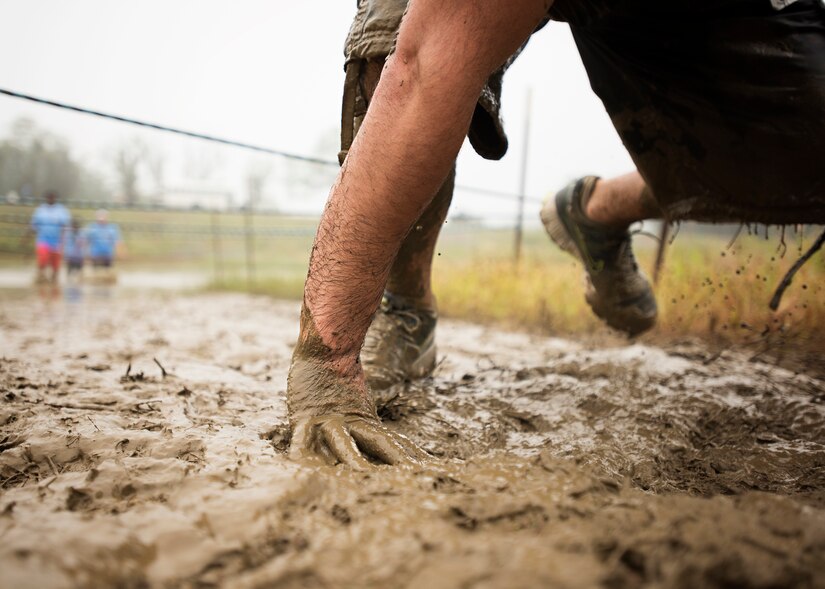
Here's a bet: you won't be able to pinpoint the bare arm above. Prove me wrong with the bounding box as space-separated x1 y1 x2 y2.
288 0 553 468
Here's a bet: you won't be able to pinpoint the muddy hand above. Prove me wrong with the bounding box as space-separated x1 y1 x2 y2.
287 356 428 469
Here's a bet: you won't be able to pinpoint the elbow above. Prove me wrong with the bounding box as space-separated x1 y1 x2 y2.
381 46 421 99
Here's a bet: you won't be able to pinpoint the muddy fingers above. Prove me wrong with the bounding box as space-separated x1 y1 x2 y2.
320 419 376 471
288 420 335 465
394 433 432 462
348 420 425 466
287 313 428 469
290 415 428 469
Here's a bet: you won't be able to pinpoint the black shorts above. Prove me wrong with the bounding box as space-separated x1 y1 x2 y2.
551 0 825 224
91 256 113 268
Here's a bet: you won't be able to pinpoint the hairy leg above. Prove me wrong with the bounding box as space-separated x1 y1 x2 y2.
289 0 553 467
584 171 663 228
387 172 453 308
360 59 454 309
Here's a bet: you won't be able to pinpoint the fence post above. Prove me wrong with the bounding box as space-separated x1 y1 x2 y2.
211 211 223 286
514 88 532 264
245 203 256 289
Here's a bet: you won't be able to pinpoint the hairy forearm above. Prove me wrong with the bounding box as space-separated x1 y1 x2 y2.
303 61 480 368
298 0 551 377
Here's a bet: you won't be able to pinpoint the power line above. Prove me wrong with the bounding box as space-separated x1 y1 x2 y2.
0 86 544 204
0 87 336 167
454 184 543 204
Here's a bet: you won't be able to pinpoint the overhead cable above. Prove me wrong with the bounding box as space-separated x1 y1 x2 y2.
0 87 543 204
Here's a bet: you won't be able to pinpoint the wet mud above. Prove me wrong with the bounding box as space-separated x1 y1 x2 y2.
0 292 823 588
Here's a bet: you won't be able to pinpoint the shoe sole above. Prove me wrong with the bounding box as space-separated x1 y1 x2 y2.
540 191 580 260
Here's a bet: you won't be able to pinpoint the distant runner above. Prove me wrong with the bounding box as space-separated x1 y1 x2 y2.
82 209 123 267
29 191 70 283
63 219 85 278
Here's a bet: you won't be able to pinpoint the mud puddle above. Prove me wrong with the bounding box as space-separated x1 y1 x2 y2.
0 292 823 588
0 268 209 291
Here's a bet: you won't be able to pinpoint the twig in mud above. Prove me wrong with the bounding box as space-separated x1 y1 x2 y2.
87 416 101 432
153 357 168 379
133 398 164 413
1 465 31 489
45 455 60 477
1 474 26 489
701 349 726 365
769 228 825 311
124 363 132 379
39 476 57 489
44 401 113 411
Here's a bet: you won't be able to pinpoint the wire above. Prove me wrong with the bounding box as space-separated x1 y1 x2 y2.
7 197 313 217
0 87 336 167
454 184 544 204
0 214 317 237
0 86 543 204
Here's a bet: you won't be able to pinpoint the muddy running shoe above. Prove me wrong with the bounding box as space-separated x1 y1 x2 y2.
361 292 437 390
540 176 657 336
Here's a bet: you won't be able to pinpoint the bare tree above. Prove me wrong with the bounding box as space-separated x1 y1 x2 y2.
0 117 107 202
183 146 223 182
245 159 274 209
145 146 166 198
111 137 147 205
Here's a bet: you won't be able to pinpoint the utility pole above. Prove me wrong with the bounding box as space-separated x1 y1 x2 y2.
211 209 224 286
514 88 532 264
244 185 256 290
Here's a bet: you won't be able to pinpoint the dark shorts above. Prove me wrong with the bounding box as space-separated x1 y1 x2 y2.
551 0 825 223
91 256 113 268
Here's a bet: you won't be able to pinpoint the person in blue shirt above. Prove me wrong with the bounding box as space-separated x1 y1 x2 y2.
29 191 71 283
82 209 123 267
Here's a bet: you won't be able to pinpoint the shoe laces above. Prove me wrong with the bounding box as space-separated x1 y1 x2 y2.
379 294 424 335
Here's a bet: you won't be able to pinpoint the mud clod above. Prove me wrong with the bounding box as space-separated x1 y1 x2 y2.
66 487 93 512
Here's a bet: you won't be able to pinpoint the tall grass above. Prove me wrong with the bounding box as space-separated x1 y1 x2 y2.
433 227 825 352
3 203 822 352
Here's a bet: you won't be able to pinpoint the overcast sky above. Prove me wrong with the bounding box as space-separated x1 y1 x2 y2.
0 1 634 222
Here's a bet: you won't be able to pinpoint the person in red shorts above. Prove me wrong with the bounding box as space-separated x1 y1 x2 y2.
29 192 71 283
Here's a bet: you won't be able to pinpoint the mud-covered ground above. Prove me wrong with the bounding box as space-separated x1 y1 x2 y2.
1 289 823 589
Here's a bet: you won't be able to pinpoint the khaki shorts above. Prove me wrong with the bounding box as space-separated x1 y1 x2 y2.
342 0 528 162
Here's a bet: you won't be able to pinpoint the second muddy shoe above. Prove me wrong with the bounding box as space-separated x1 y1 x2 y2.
540 176 657 336
361 291 437 390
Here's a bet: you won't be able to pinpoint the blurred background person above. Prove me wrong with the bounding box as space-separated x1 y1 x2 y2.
63 218 85 280
82 209 124 270
28 191 71 283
